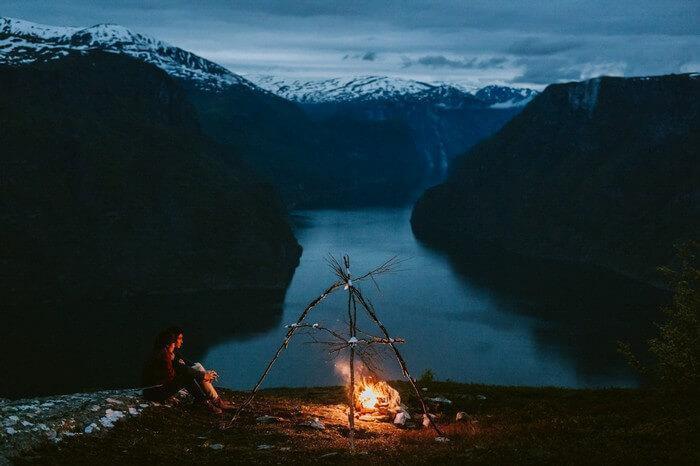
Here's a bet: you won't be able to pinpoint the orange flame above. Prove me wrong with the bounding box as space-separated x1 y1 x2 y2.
354 377 401 414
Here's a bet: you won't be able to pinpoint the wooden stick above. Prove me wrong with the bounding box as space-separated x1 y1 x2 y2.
350 287 445 437
345 255 356 453
224 281 343 427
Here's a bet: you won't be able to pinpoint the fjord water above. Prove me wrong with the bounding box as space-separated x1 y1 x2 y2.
0 208 666 398
203 208 665 390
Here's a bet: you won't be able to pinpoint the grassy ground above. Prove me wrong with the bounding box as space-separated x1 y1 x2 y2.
13 382 697 465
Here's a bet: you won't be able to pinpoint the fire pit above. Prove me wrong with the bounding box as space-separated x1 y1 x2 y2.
228 255 445 449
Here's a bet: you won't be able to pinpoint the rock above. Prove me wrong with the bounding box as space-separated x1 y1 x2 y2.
257 444 273 450
21 421 33 427
280 447 292 452
128 407 139 416
301 417 325 430
393 412 407 426
476 395 487 401
99 418 114 428
89 405 101 412
422 414 436 428
104 409 125 422
256 415 282 424
209 443 224 450
5 427 17 435
421 387 428 391
84 423 99 434
320 452 339 458
428 397 452 405
435 436 450 443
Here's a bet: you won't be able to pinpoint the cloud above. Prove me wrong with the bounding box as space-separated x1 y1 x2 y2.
507 37 580 56
362 51 377 61
405 55 509 70
2 0 698 86
342 51 378 61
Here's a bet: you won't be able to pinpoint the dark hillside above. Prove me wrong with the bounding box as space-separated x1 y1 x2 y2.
0 51 300 302
412 74 700 284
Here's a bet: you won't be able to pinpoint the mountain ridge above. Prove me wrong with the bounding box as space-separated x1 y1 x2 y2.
411 72 700 285
0 16 256 91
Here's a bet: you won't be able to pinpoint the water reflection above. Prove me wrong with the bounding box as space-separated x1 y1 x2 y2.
0 290 285 398
205 208 665 391
421 243 668 385
3 208 669 398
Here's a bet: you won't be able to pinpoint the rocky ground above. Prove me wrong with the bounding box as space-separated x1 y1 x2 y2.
1 382 696 465
0 389 162 464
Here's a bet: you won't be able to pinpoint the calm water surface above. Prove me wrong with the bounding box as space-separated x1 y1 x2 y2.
203 208 664 390
1 208 665 398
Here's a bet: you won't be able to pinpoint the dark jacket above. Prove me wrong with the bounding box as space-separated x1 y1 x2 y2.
142 348 175 387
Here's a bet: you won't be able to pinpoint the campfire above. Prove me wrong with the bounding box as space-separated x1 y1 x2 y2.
355 377 401 418
229 255 445 449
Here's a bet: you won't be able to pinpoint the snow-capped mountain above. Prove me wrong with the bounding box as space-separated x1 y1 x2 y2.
255 75 539 184
474 85 538 108
252 74 537 107
253 75 443 103
0 17 254 91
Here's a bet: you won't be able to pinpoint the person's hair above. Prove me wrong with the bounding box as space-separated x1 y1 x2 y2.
164 325 184 337
153 330 177 351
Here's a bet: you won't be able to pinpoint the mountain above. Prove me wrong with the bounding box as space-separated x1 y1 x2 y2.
411 73 700 285
0 51 301 303
0 17 253 91
0 17 427 207
254 75 539 184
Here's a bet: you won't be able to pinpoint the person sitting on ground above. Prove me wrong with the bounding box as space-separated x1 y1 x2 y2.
141 330 223 414
165 325 234 411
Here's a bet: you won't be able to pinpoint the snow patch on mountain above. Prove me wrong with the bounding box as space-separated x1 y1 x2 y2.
252 74 538 106
0 17 255 91
253 75 439 103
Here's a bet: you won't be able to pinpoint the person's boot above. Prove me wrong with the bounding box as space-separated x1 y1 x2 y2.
204 400 222 414
213 397 235 411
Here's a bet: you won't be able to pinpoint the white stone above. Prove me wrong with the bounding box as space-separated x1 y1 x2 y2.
5 427 17 435
210 443 224 450
393 412 407 426
21 420 33 427
428 397 452 405
257 444 273 450
302 417 325 430
476 395 487 400
84 423 98 434
435 436 450 443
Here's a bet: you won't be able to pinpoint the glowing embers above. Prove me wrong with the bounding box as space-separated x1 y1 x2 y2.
354 376 402 422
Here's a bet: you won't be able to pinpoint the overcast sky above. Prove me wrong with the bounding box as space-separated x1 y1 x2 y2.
4 0 699 88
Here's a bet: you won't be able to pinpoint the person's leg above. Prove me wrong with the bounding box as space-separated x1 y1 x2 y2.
199 380 219 400
173 373 206 401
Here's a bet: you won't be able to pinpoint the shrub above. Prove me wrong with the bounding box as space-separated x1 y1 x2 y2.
619 242 699 391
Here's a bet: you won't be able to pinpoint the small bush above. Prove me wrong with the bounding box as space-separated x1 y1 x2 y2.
620 242 699 391
418 369 436 383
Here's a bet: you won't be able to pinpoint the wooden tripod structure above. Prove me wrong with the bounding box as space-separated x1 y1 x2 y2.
225 255 445 446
